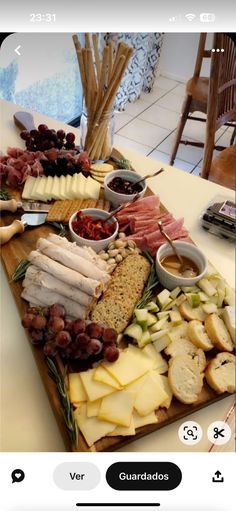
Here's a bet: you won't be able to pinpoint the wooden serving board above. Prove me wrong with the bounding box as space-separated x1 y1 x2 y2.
0 150 230 452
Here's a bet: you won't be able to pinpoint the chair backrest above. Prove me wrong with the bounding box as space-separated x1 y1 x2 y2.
193 33 211 78
214 33 236 126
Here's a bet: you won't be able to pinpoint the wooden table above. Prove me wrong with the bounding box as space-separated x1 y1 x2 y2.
0 99 235 452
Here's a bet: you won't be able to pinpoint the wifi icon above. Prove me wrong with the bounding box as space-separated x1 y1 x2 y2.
185 13 196 21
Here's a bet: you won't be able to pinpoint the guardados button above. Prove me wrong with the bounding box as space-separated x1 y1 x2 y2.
106 462 182 491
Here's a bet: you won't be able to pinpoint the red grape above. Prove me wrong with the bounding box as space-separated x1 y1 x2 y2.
47 316 65 332
88 338 103 355
72 319 86 335
20 130 30 141
103 327 118 344
43 341 58 356
57 129 65 139
78 151 91 171
86 322 104 339
31 314 47 330
38 124 48 133
21 312 35 329
42 307 50 318
104 345 119 363
49 303 65 318
75 333 90 347
44 330 55 342
29 329 44 345
79 350 90 360
55 330 71 348
66 132 75 143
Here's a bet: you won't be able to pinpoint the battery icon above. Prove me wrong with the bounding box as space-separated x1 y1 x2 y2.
200 13 216 22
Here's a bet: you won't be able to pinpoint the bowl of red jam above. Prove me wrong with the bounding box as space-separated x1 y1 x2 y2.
104 170 147 207
69 208 118 252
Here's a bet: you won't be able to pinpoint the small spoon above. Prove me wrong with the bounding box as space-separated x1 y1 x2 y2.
127 167 165 192
103 192 141 223
157 221 196 277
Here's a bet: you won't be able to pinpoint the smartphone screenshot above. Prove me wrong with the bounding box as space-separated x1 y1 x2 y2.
0 1 235 510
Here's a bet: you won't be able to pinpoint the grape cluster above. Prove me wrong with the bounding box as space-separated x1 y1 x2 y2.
21 304 119 363
20 124 76 152
41 154 91 178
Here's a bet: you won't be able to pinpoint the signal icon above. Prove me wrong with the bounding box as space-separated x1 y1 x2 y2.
185 13 196 21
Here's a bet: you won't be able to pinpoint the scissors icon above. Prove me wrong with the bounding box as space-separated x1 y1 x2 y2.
213 427 225 439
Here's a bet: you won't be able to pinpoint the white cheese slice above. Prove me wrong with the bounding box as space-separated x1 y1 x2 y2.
86 399 102 418
84 176 100 200
159 375 173 409
22 176 37 200
44 176 54 200
65 175 73 199
125 373 149 399
222 306 235 343
75 173 86 199
108 415 135 436
134 371 168 416
94 366 122 390
98 390 134 427
50 176 60 200
32 176 47 200
68 373 87 404
102 345 153 386
80 368 115 402
59 176 68 200
133 410 158 429
70 174 79 199
142 344 168 373
74 404 115 447
30 177 41 200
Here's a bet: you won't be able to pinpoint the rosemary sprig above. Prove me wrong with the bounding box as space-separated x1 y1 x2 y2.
134 253 159 313
11 259 30 282
48 222 66 237
46 357 78 447
110 156 131 169
0 188 11 200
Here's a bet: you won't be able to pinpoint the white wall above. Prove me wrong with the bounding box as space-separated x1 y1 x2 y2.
158 33 213 83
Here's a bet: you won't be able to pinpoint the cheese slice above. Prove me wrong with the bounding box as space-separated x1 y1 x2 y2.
68 373 87 404
22 176 37 200
80 368 115 402
32 176 47 200
133 410 158 429
50 176 60 200
108 415 135 436
70 174 79 199
30 177 41 200
134 371 168 416
86 399 102 418
159 375 173 409
94 366 122 390
74 404 115 446
98 390 134 427
65 174 72 198
76 173 86 199
102 345 153 386
142 344 168 373
59 175 68 200
84 176 100 200
125 373 149 399
44 176 54 200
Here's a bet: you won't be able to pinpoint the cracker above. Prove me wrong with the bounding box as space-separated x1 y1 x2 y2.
47 200 70 222
91 163 113 173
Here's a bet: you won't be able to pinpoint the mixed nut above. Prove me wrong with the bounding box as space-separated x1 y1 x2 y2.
98 233 141 273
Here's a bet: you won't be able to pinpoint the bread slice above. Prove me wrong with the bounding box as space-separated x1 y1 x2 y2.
205 352 235 394
165 337 206 373
168 355 203 404
205 313 234 352
187 320 214 351
179 302 206 321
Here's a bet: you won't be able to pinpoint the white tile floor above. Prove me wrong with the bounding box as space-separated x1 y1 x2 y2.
114 75 234 176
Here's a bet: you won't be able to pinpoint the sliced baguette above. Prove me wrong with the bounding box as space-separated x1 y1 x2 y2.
168 355 203 404
205 313 234 352
179 302 206 322
205 352 236 394
187 320 214 351
165 337 206 373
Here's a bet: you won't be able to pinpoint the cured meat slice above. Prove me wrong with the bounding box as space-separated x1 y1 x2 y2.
47 233 108 271
21 284 87 319
144 218 184 244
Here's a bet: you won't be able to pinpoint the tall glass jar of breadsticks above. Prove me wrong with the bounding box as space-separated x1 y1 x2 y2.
73 34 133 162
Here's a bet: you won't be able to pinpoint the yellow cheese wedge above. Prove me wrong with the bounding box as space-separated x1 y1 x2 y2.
86 399 102 418
68 373 87 404
32 176 47 200
22 176 37 200
74 404 115 447
159 375 173 409
98 390 134 427
102 345 153 386
84 176 100 200
108 416 135 436
142 344 168 373
133 410 158 429
94 366 122 390
134 371 168 416
44 176 54 200
80 368 115 402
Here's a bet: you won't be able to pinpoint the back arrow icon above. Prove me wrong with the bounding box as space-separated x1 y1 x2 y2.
15 45 21 56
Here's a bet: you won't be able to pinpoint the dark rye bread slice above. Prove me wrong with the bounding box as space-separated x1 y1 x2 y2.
91 254 151 333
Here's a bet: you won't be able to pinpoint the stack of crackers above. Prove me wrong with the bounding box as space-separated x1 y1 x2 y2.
46 198 110 223
90 163 114 185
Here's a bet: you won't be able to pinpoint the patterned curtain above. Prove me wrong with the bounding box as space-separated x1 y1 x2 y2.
102 33 164 111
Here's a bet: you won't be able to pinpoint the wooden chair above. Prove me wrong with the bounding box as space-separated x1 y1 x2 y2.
169 33 236 170
208 145 236 190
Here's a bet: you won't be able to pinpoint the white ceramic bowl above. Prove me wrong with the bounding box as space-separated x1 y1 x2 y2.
69 208 118 253
155 241 208 290
104 169 147 207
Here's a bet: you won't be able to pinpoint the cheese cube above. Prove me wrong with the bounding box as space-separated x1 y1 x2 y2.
44 176 54 200
133 410 158 429
102 345 153 386
80 368 115 401
98 390 134 427
134 371 168 416
86 399 102 418
22 176 37 200
74 404 115 446
94 366 122 390
68 373 87 404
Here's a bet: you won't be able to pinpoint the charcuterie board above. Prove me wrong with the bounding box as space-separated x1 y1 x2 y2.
0 149 234 453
